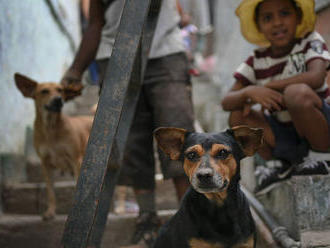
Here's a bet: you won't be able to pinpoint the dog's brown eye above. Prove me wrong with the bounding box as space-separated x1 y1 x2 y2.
215 149 230 160
56 88 63 93
41 89 49 95
186 151 199 161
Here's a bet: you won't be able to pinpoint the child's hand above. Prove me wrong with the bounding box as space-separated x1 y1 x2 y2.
60 68 84 101
242 103 253 116
61 68 83 89
244 85 284 112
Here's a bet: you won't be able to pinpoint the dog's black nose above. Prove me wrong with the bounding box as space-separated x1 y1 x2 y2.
53 96 63 105
197 169 213 182
52 96 63 109
45 96 63 112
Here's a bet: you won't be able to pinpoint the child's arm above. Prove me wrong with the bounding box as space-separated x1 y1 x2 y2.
265 59 328 92
61 0 106 87
221 80 284 112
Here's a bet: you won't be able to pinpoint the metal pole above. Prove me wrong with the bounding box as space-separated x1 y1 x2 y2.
241 186 301 248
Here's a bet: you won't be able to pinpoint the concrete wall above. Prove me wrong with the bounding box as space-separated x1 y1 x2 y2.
0 0 81 155
194 0 256 133
213 0 255 97
316 6 330 43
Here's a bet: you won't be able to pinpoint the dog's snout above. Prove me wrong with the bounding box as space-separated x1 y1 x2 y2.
53 96 62 104
45 96 63 112
197 168 213 181
52 96 63 108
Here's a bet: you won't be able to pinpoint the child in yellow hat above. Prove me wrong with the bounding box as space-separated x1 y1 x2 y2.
221 0 330 194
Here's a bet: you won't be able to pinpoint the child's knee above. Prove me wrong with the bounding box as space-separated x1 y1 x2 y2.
284 84 313 108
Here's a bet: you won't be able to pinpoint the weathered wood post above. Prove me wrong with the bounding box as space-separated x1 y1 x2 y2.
61 0 162 247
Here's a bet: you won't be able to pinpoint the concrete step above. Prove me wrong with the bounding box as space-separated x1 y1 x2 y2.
301 230 330 247
2 181 76 215
0 210 176 248
0 211 277 248
0 153 27 184
257 175 330 247
2 177 179 215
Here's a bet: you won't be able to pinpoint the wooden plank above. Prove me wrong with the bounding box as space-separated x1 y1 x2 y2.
87 1 163 246
60 0 155 247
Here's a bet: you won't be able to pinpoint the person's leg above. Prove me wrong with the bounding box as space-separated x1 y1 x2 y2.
172 176 190 202
117 87 160 246
99 59 160 224
284 84 330 151
146 53 194 202
131 190 160 247
229 108 302 194
97 58 160 246
134 189 156 213
284 84 330 175
150 80 193 202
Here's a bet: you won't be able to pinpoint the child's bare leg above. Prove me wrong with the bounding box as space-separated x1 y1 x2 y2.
229 110 274 160
284 84 330 151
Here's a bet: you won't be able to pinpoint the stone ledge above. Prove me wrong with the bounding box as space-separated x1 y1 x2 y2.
3 181 76 215
0 210 176 248
0 209 277 248
301 230 330 248
257 175 330 243
2 177 179 215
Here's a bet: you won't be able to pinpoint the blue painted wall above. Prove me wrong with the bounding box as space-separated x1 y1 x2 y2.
0 0 81 154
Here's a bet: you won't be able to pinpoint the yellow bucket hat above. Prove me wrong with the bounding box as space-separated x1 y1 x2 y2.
235 0 316 47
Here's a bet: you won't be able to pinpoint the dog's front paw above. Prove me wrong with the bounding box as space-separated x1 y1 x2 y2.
42 209 56 221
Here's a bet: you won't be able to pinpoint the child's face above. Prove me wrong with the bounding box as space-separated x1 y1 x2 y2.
256 0 301 55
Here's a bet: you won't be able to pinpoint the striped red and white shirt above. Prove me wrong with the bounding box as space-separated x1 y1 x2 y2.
234 31 330 122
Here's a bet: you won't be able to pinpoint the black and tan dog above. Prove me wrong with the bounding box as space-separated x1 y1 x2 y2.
153 126 263 248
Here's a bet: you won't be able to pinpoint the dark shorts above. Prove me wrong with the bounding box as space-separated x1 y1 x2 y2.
97 53 194 190
265 100 330 163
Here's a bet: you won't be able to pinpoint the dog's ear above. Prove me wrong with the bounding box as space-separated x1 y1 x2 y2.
154 127 187 160
14 73 38 98
230 125 263 156
63 84 84 101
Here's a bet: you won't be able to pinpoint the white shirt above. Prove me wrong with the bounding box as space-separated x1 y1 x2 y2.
234 31 330 122
96 0 184 60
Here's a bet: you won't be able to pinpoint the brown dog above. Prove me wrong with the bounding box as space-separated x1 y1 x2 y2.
15 73 93 220
153 126 263 248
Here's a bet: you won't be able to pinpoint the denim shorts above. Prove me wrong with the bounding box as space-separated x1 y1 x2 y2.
265 100 330 163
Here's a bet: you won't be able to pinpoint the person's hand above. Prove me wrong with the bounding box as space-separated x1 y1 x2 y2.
60 68 83 88
179 13 191 28
60 68 84 101
242 103 253 117
244 85 284 112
